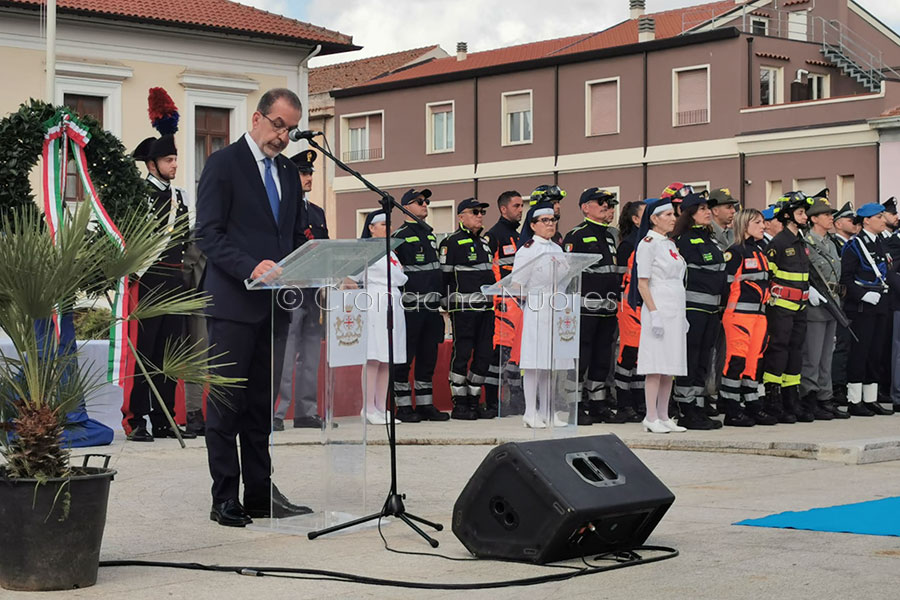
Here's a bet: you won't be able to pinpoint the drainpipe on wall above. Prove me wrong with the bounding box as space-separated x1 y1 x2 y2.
474 77 479 197
740 152 747 207
554 65 559 175
298 44 322 132
747 37 754 107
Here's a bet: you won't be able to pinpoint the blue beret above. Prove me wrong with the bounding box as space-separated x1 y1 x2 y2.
856 203 885 218
761 206 776 220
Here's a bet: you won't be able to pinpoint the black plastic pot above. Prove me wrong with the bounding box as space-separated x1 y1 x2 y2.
0 456 116 591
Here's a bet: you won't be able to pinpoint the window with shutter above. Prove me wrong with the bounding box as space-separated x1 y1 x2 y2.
502 91 533 145
674 67 709 126
586 79 619 136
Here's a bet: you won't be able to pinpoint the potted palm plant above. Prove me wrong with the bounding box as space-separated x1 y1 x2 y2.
0 204 236 591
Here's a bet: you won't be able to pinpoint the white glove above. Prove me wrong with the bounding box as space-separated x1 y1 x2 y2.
808 287 825 307
684 318 691 333
862 291 881 306
649 311 665 339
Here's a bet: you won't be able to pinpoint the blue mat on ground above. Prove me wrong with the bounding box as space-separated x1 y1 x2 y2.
734 497 900 537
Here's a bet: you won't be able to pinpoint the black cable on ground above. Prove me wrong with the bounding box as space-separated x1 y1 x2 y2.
99 545 678 590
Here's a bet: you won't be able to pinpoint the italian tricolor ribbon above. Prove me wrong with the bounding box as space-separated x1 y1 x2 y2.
41 110 130 386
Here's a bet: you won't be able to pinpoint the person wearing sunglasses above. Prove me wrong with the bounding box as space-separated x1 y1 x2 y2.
761 192 814 424
562 188 627 425
439 198 498 420
390 188 450 423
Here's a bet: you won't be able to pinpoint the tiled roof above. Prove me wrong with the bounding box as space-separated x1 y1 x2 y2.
370 1 740 86
310 46 442 94
1 0 357 53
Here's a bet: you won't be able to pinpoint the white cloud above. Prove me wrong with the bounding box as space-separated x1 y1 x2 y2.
234 0 900 66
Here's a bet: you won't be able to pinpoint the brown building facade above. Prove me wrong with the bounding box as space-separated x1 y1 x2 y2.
330 0 900 238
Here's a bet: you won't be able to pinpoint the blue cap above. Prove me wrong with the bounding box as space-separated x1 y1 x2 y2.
856 202 885 218
457 197 489 214
761 206 776 221
401 188 432 205
680 191 709 210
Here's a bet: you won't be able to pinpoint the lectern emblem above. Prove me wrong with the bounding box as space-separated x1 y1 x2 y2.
557 307 577 342
334 304 363 346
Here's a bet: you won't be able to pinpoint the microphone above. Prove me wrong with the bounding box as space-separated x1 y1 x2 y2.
289 129 324 142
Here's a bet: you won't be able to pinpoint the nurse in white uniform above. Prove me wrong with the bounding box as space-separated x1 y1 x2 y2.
628 198 688 434
360 209 408 424
511 201 569 428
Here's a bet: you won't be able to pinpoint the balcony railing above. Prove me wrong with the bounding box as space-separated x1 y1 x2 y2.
343 147 383 162
675 108 709 126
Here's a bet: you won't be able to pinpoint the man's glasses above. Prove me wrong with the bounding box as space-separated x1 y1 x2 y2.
414 198 431 206
469 209 487 216
260 113 294 135
534 217 558 225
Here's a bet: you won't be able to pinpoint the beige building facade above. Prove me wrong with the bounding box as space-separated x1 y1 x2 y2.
0 1 356 212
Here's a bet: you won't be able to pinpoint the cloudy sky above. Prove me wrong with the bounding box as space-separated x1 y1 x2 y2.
238 0 900 66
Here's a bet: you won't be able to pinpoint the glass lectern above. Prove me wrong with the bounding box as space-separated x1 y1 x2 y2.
245 238 401 534
483 252 603 438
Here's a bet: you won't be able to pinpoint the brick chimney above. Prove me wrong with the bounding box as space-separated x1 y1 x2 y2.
630 0 646 20
638 15 655 43
457 41 467 61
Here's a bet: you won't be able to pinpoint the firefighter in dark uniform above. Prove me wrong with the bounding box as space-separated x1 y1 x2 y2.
391 188 451 422
562 188 628 424
273 150 330 431
440 198 497 420
529 185 566 245
672 191 725 430
829 201 856 405
124 131 196 442
841 202 900 416
485 190 525 415
762 192 813 423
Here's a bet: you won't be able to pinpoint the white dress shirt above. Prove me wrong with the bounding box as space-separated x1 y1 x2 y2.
243 132 281 201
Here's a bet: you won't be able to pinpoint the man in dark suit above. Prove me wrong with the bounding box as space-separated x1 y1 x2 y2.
273 150 330 430
196 88 312 527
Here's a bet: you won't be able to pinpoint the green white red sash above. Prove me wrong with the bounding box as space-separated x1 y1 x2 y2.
41 110 130 386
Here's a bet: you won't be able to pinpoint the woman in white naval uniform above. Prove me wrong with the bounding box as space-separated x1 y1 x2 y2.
511 201 573 428
360 209 408 424
628 198 688 433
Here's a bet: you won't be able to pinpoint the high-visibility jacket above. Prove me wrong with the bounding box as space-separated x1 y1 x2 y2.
439 226 494 312
725 241 770 314
676 226 727 313
617 233 641 354
485 217 522 347
392 220 442 311
765 229 809 312
563 219 622 316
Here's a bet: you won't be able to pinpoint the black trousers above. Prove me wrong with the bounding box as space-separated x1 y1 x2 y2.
124 268 185 431
831 323 851 387
205 311 287 505
763 306 807 387
449 310 495 405
847 310 889 385
674 310 721 404
578 315 617 403
394 310 444 407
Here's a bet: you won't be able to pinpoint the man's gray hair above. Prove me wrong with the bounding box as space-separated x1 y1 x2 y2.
257 88 302 115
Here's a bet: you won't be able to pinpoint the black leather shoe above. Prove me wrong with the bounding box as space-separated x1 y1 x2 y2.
677 403 721 430
590 404 627 424
576 409 593 426
154 425 198 439
127 424 154 442
477 404 498 419
822 401 850 419
868 402 892 416
210 499 252 527
396 406 423 423
293 415 328 429
272 417 285 432
415 404 450 421
616 406 643 423
848 403 874 417
186 410 206 436
245 486 313 519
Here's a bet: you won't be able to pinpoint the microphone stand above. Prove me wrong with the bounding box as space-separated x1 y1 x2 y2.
304 137 442 547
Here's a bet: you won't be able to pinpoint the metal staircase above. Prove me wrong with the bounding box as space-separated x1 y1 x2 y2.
814 16 898 94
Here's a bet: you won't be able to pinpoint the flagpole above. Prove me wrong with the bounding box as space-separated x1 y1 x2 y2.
46 0 57 102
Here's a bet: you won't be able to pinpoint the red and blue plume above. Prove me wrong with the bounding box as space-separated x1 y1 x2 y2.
147 87 179 135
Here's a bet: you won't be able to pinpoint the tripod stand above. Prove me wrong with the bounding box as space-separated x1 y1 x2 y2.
306 138 443 547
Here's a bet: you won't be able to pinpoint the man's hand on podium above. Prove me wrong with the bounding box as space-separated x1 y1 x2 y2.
252 260 282 283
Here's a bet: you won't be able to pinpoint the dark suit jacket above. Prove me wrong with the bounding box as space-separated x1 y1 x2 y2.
196 137 303 323
302 199 329 240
